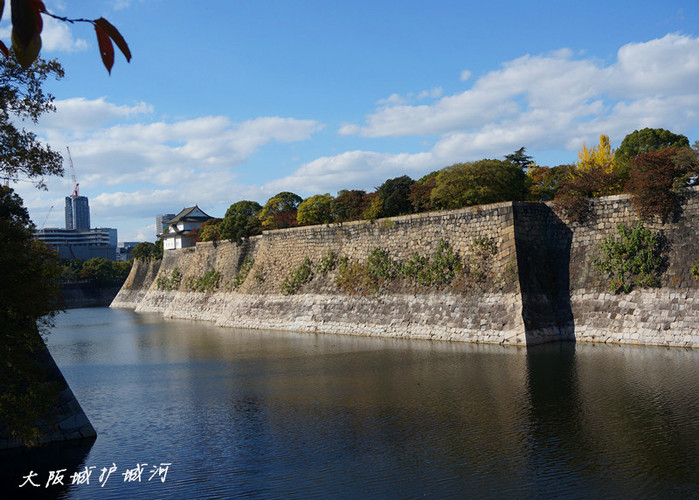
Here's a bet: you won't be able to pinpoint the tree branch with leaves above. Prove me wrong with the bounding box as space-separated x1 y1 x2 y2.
0 0 131 73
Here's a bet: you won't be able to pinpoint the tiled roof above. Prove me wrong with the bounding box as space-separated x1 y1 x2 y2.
166 205 213 224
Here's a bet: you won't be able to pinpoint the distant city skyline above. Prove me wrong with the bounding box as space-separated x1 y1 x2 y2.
4 0 699 241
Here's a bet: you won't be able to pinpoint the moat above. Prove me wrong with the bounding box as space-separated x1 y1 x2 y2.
4 307 697 498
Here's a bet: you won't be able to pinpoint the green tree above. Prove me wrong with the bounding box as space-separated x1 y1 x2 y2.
132 241 158 261
362 191 383 221
220 200 262 242
504 147 534 170
0 55 64 188
297 193 335 226
198 218 222 242
153 238 163 260
259 192 302 229
615 128 690 180
526 164 572 201
79 257 130 285
430 159 527 210
331 189 367 222
408 171 438 213
59 257 84 281
671 141 699 187
378 175 414 217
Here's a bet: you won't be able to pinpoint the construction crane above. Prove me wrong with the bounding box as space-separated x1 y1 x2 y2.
66 146 79 198
39 205 54 230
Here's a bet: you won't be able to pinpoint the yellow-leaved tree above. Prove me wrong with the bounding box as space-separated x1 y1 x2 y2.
576 134 615 173
571 134 622 196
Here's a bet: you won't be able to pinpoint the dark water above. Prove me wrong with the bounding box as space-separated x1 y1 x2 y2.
3 307 697 498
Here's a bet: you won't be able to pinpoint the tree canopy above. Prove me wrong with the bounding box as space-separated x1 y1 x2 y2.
259 192 302 229
526 164 573 201
78 257 131 285
504 147 534 170
220 200 262 242
408 171 438 213
198 218 223 242
430 159 527 209
615 128 690 177
0 54 63 188
576 134 615 174
378 175 414 218
626 147 698 220
297 193 335 226
331 190 367 222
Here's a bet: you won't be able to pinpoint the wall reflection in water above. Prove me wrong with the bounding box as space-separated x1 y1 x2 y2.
35 308 699 498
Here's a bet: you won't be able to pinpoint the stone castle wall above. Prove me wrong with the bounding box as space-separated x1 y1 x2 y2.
557 189 699 346
112 187 699 347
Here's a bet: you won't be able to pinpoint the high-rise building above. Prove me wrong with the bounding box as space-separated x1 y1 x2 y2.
156 213 176 237
65 196 91 230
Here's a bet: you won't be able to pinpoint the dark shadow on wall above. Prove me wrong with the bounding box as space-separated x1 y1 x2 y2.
513 203 574 345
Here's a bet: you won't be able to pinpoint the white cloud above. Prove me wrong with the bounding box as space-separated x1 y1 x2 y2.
341 34 699 155
459 70 471 81
264 150 440 195
37 100 322 190
377 93 408 106
111 0 138 10
41 98 153 130
374 87 445 109
607 33 699 98
417 87 443 100
41 16 89 53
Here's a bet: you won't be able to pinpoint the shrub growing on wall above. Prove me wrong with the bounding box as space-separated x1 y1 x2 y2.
691 259 699 281
280 258 314 295
231 258 255 289
594 223 661 293
189 269 221 292
156 267 182 291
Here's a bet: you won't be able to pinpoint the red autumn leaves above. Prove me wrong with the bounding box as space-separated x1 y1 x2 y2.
93 17 131 74
0 0 130 73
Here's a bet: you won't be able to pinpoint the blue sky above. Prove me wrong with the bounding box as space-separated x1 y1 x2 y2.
4 0 699 241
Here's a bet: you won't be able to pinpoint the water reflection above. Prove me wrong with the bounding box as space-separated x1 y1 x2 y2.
525 342 699 497
28 308 699 498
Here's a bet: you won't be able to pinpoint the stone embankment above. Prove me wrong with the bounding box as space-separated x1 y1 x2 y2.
112 187 699 347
